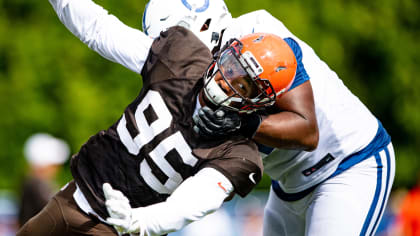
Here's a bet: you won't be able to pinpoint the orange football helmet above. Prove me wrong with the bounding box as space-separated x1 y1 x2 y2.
203 33 297 113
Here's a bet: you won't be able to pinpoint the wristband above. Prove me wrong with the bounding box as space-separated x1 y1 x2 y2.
239 113 262 138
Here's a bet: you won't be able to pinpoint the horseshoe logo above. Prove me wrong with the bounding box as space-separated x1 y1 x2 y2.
181 0 210 13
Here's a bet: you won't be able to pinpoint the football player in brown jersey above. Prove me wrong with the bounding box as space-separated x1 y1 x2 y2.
17 1 296 236
102 33 297 235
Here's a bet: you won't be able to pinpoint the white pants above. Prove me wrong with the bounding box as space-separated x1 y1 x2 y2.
263 143 395 236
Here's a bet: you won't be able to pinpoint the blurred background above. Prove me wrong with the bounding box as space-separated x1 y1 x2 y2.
0 0 419 235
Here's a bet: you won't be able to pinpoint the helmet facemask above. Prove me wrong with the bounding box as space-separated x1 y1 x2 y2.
203 39 277 113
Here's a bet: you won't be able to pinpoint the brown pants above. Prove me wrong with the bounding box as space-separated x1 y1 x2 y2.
17 181 118 236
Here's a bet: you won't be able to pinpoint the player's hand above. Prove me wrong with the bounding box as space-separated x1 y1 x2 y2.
193 106 262 139
103 183 139 235
193 106 241 138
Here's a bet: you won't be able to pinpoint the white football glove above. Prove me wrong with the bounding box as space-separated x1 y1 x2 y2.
103 183 142 235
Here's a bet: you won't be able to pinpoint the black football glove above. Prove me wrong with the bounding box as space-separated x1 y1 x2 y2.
193 106 262 139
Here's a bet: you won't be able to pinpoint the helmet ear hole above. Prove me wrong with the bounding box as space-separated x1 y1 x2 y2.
200 18 211 32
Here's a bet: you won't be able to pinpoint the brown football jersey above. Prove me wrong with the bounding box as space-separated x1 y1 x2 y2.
70 26 263 219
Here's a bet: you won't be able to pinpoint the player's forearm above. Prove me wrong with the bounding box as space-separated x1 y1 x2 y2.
253 80 319 151
129 168 233 236
254 111 319 151
48 0 152 74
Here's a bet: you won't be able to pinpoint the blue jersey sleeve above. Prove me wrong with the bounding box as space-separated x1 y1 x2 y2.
284 37 310 90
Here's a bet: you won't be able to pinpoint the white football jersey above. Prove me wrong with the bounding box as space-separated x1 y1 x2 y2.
222 10 379 193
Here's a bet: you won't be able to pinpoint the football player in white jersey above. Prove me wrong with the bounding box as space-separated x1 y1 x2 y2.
141 0 396 235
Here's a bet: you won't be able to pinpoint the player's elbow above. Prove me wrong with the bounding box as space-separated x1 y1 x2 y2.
303 124 319 151
303 133 319 152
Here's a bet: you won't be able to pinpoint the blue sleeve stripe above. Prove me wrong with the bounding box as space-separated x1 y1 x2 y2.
284 37 310 90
